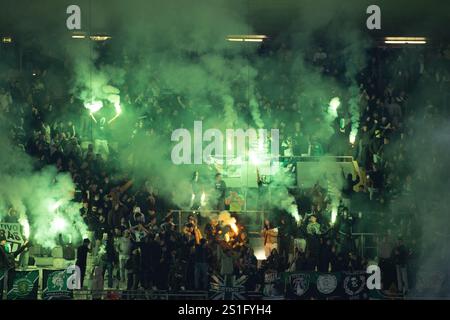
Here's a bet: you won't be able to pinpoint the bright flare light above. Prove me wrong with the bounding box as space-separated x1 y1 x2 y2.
49 199 63 212
51 217 67 233
229 220 238 234
329 97 341 113
331 206 338 225
248 150 261 165
108 103 123 124
219 211 239 236
227 140 232 151
288 204 300 223
349 130 357 144
84 101 104 114
384 37 427 44
19 217 30 239
114 102 122 114
254 247 267 260
200 192 207 207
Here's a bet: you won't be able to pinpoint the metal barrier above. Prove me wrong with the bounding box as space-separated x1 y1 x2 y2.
352 233 379 259
169 209 266 233
71 290 209 300
281 155 355 162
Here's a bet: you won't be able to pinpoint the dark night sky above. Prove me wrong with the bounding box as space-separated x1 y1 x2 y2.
0 0 449 42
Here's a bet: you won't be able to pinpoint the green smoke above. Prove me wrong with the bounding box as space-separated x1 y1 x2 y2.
0 130 87 248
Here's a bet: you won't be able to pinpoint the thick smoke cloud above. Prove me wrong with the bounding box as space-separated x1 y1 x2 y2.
0 0 373 219
1 2 448 289
0 116 87 248
389 91 450 296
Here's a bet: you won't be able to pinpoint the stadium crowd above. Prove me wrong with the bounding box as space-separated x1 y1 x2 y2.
1 41 449 296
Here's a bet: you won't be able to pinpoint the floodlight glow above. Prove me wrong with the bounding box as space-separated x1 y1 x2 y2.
90 35 112 41
227 35 267 42
385 37 426 41
384 37 427 44
243 38 264 42
385 40 426 44
71 32 87 39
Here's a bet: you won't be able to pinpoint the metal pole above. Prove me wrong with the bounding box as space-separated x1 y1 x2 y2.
361 234 365 259
2 270 8 300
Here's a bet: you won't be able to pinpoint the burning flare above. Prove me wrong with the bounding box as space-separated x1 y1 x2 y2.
218 211 238 241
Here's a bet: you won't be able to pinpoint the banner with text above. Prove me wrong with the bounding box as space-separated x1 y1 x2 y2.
0 223 25 254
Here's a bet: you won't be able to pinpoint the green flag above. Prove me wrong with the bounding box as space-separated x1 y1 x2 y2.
7 270 39 300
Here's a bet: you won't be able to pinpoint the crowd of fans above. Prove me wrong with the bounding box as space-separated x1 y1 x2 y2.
1 40 449 297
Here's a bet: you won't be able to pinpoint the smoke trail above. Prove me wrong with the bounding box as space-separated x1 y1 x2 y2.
223 95 238 127
249 97 264 129
348 86 361 144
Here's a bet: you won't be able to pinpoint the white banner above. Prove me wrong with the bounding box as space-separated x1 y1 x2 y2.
0 223 24 253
